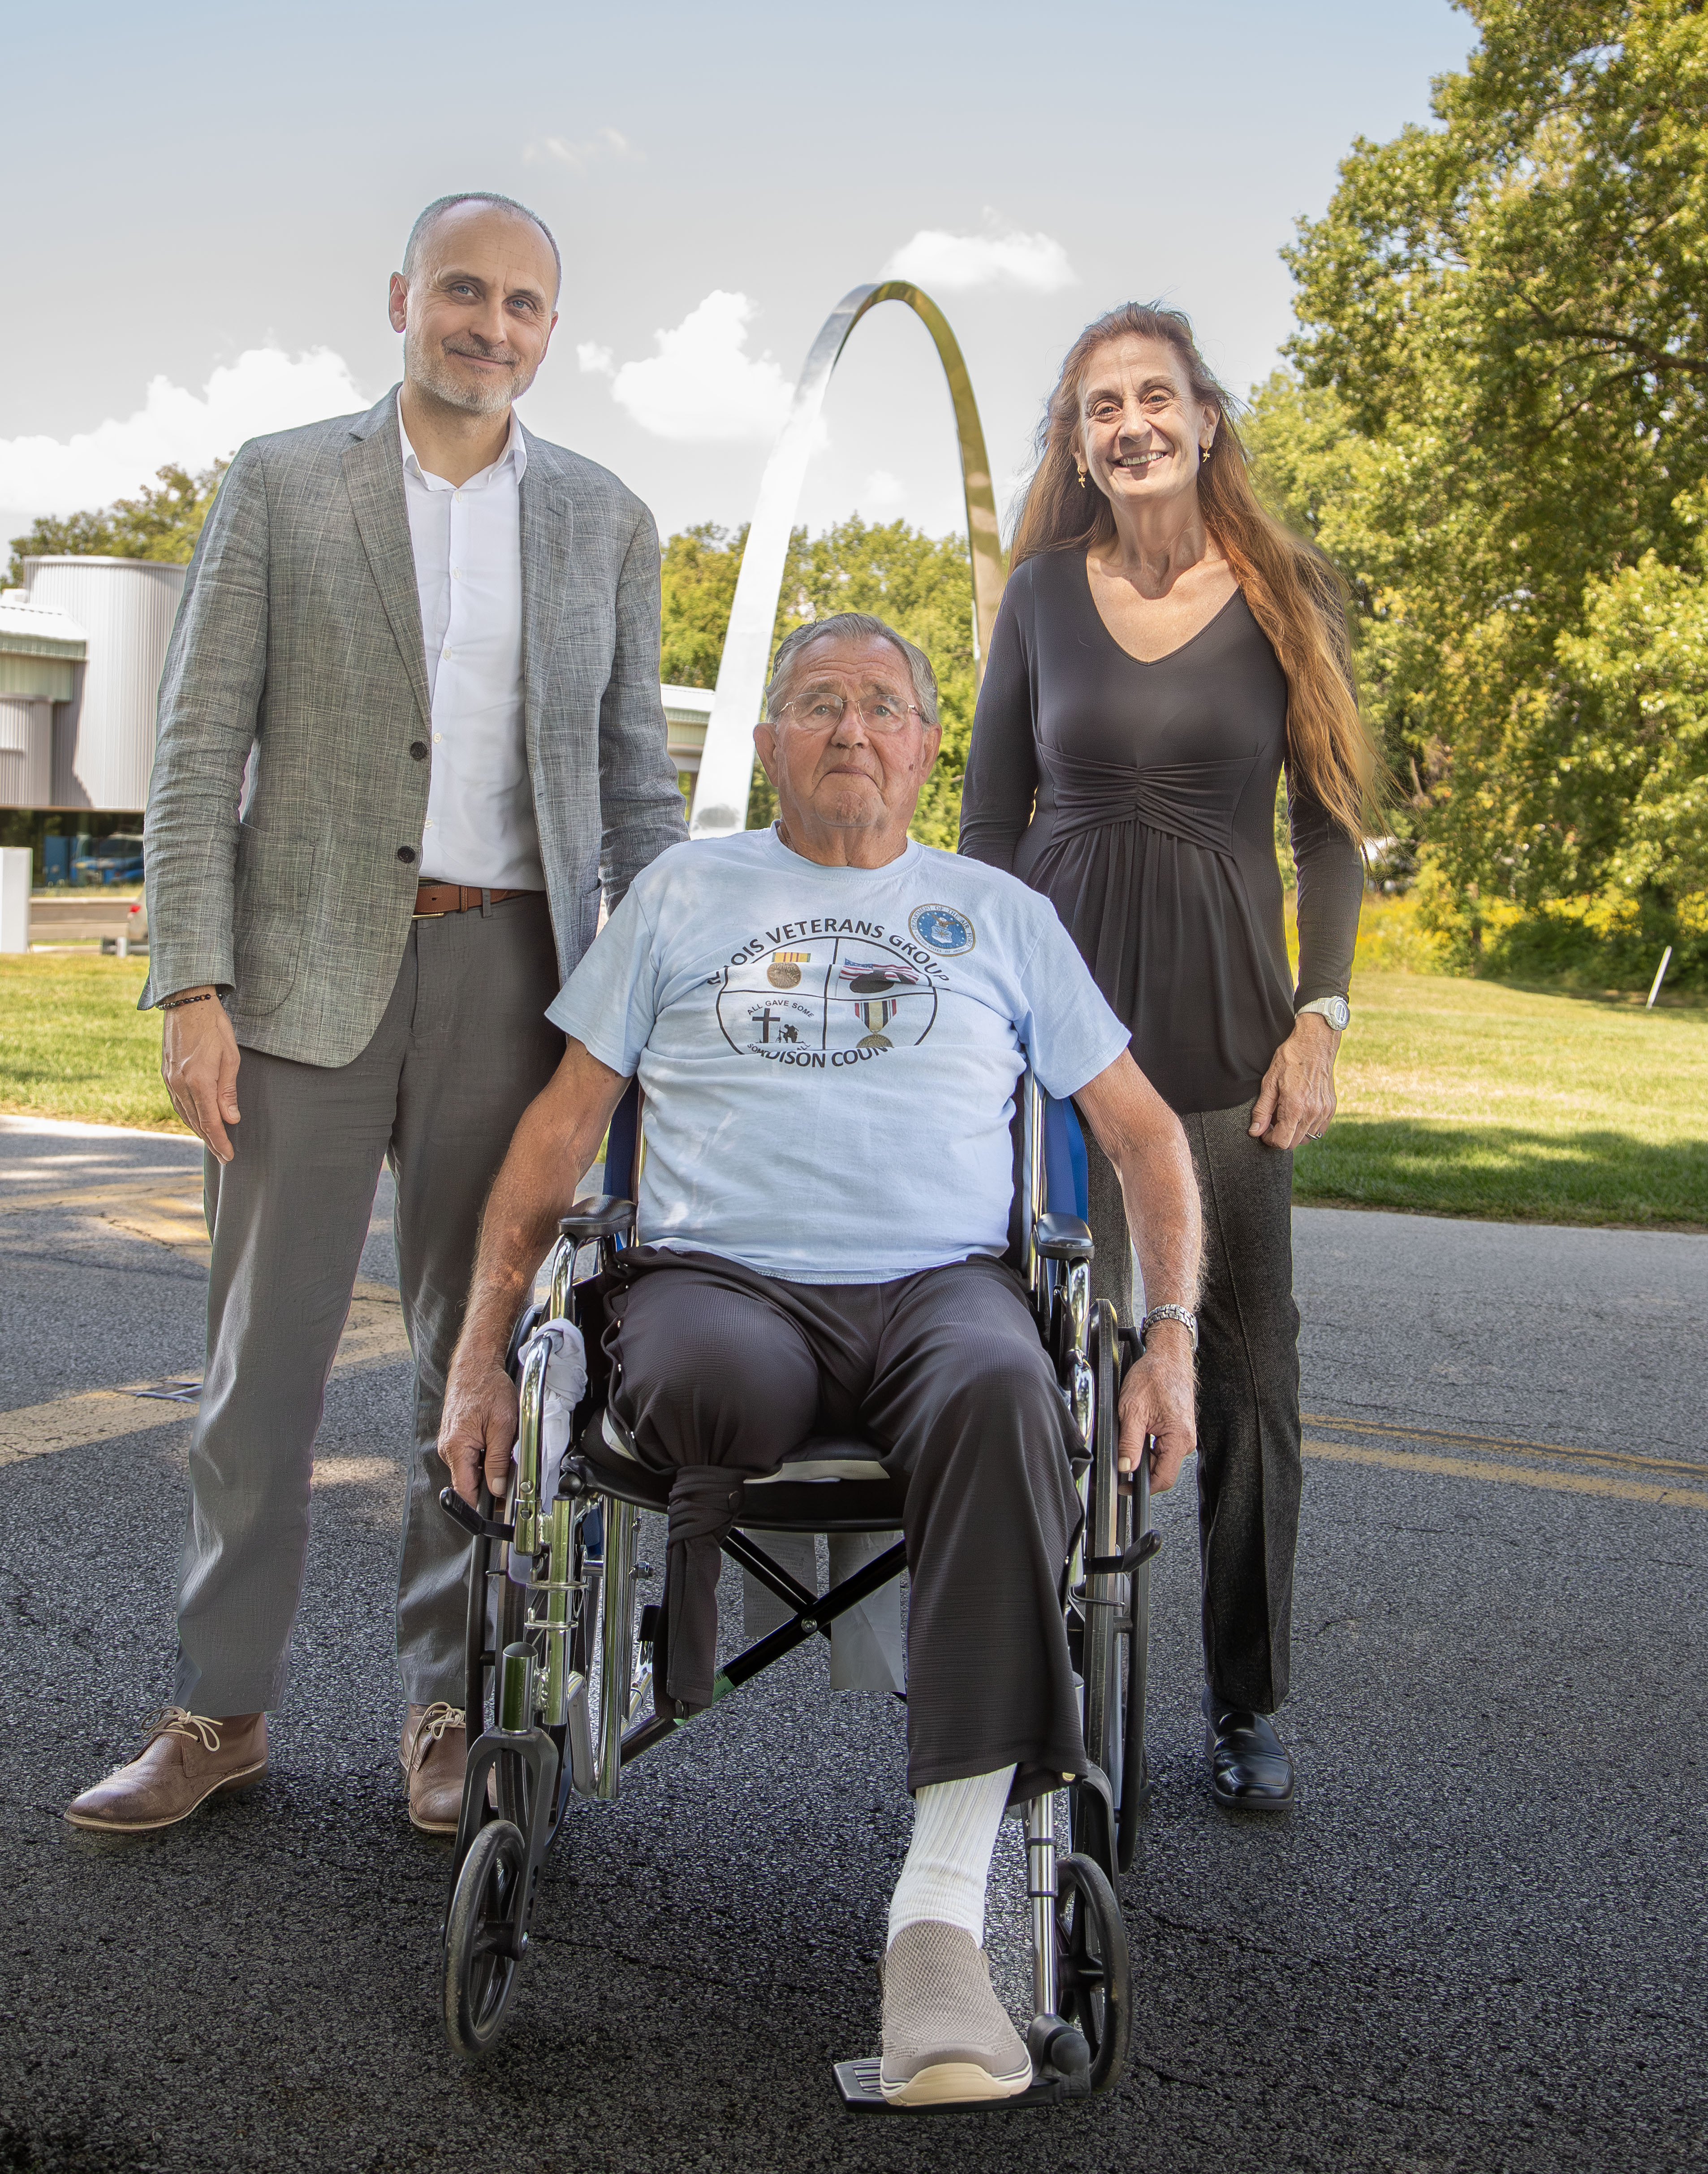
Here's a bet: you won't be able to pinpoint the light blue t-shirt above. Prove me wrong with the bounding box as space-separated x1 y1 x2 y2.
548 827 1130 1284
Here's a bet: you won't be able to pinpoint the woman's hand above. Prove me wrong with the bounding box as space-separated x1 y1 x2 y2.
1249 1012 1341 1151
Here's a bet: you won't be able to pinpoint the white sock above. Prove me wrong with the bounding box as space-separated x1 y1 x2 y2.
886 1765 1016 1951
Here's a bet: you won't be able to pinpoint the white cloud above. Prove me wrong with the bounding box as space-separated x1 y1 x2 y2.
862 468 906 510
601 291 794 443
529 125 638 172
576 341 614 376
0 347 366 514
883 226 1078 295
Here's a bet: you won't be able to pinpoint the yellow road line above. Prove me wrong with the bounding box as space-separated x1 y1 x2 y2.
1304 1436 1708 1510
1303 1411 1703 1480
0 1176 202 1216
0 1280 411 1469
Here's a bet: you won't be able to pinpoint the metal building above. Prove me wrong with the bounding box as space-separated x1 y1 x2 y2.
3 559 716 822
17 556 186 810
662 683 714 816
0 596 87 810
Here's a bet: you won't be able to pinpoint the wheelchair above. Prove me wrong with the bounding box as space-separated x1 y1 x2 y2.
436 1070 1160 2111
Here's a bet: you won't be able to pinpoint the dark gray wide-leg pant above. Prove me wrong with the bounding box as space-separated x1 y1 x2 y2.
173 895 562 1714
1084 1099 1301 1714
606 1249 1086 1799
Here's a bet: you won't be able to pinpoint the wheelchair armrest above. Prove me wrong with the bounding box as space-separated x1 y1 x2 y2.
559 1195 637 1242
1033 1211 1094 1264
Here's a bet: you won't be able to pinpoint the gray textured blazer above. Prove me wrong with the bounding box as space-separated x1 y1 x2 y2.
142 387 688 1067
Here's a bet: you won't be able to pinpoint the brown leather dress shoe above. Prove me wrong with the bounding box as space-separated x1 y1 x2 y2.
400 1702 466 1834
65 1709 267 1833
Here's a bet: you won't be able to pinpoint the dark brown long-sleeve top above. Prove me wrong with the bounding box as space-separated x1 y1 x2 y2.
958 548 1364 1117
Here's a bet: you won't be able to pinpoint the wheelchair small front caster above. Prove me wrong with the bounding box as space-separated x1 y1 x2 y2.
1054 1852 1130 2092
1027 2012 1091 2096
443 1818 529 2057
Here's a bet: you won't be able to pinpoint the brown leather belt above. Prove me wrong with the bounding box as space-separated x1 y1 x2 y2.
412 882 534 918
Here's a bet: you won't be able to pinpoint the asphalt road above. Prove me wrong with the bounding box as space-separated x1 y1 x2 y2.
1 1113 1704 2174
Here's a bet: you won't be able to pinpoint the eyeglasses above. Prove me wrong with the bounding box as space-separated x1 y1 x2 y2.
778 690 923 735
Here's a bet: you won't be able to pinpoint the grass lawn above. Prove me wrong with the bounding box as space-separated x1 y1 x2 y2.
0 955 182 1133
3 939 1704 1228
1295 968 1708 1227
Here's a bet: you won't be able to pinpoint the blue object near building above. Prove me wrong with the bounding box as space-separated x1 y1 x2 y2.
71 834 145 885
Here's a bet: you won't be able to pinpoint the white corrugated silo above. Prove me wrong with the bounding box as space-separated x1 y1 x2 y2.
22 557 185 810
0 697 52 807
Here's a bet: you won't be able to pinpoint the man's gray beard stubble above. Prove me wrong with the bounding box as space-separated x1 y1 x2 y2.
403 322 524 417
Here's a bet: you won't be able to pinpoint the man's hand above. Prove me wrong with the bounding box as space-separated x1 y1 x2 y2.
440 1356 521 1506
161 990 242 1162
1249 1011 1340 1151
1116 1323 1197 1490
433 1037 628 1507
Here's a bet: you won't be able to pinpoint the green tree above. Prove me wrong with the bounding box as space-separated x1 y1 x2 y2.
660 521 748 688
1248 0 1708 981
659 514 979 850
7 463 225 586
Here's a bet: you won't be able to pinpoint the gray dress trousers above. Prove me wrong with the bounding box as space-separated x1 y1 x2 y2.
174 894 562 1714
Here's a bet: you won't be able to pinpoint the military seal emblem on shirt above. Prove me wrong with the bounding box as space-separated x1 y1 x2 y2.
909 903 975 956
768 949 810 988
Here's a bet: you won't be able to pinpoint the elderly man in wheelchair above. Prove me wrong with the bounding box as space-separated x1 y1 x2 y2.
437 610 1201 2108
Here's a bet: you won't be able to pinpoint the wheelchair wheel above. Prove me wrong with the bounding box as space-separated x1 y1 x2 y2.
1116 1446 1153 1874
443 1817 528 2058
1078 1305 1128 1879
1080 1308 1155 1876
1055 1852 1130 2095
461 1485 502 1731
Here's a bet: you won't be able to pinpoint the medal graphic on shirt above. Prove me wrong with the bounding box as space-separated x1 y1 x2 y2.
840 959 912 1049
714 934 940 1059
854 996 899 1049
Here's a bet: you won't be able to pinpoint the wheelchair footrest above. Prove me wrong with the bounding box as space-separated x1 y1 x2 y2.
833 2058 1070 2115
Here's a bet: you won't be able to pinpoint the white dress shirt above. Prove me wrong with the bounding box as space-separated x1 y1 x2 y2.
397 396 545 891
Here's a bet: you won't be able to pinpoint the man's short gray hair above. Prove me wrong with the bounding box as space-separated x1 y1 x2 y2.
403 192 562 297
764 613 940 727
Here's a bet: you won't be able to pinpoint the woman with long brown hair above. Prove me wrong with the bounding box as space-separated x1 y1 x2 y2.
960 303 1374 1812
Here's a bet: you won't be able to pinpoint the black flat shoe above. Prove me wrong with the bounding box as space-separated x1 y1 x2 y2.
1202 1689 1295 1814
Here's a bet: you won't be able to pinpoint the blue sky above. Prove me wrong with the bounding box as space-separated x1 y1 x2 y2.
2 0 1475 549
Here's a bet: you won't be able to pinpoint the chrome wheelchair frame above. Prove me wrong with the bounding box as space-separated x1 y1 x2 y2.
436 1074 1158 2111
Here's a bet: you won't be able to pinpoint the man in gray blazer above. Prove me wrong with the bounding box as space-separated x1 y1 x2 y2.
67 191 688 1837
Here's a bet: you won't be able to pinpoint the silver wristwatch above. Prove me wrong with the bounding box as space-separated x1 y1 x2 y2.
1298 995 1350 1031
1140 1304 1199 1354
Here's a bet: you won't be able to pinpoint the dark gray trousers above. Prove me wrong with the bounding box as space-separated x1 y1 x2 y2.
174 894 562 1713
1084 1100 1301 1713
606 1249 1086 1798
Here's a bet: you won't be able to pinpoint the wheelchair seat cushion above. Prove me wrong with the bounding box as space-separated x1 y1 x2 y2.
753 1436 889 1483
587 1409 903 1533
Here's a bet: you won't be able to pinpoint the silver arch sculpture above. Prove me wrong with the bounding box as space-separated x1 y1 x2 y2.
687 280 1008 838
